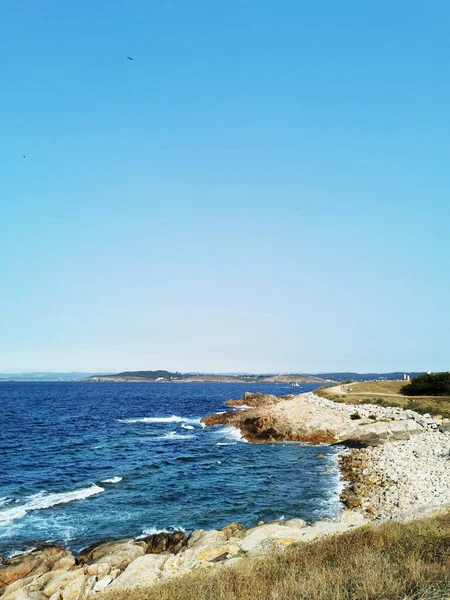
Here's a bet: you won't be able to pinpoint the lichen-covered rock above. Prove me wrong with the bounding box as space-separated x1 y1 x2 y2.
107 554 168 590
187 530 227 552
77 539 138 565
95 544 146 570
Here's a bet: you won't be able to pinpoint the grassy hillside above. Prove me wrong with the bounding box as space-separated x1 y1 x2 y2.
102 511 450 600
83 372 325 383
316 380 450 418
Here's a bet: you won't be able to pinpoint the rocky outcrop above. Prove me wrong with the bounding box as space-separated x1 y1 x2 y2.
225 392 283 408
0 546 74 589
202 392 429 446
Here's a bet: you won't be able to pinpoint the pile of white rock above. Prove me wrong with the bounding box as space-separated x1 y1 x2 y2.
303 392 450 520
345 430 450 520
303 392 441 431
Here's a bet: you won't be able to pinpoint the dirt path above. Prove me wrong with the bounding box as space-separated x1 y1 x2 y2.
326 384 405 398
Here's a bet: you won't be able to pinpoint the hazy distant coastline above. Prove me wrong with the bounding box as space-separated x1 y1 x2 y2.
0 370 425 383
81 370 325 384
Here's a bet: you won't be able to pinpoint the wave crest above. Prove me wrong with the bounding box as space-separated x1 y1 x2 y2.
117 415 201 425
0 485 105 527
216 426 247 443
156 431 196 440
140 525 186 537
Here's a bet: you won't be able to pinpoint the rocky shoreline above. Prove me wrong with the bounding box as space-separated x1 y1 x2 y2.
0 511 368 599
204 391 450 519
2 391 450 599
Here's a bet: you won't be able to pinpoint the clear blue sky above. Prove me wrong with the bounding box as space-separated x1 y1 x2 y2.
1 1 449 373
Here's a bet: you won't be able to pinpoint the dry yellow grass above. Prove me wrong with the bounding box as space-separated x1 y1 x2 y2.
316 381 450 418
102 512 450 600
345 380 405 394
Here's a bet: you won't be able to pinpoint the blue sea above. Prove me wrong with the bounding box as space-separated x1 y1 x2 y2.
0 382 343 557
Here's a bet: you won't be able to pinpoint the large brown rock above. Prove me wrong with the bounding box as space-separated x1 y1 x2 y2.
77 539 135 565
77 538 147 572
225 393 281 408
0 546 74 589
1 566 87 600
219 522 245 540
141 531 187 555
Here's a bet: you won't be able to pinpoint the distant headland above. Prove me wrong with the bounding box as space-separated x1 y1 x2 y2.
80 370 425 384
81 370 325 384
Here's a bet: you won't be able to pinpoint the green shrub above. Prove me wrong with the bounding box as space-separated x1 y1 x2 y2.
402 372 450 396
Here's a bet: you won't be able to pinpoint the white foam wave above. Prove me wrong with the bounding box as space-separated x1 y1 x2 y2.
0 497 12 508
0 485 105 527
140 525 186 537
117 415 201 424
7 547 38 559
155 431 196 440
216 442 236 446
181 424 194 430
218 426 248 443
101 477 123 484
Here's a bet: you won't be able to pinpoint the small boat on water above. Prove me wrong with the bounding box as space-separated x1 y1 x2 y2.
290 382 300 388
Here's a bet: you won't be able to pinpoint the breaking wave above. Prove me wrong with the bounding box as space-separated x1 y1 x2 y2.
217 426 247 443
101 477 123 484
140 525 186 537
155 431 196 441
117 415 201 425
0 485 105 527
